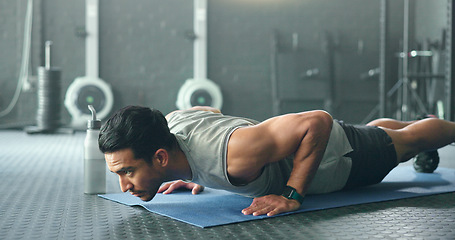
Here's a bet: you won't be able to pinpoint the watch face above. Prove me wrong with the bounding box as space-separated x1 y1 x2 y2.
282 187 294 199
282 186 304 204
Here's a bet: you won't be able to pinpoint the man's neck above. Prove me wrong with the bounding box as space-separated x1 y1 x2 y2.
166 147 192 181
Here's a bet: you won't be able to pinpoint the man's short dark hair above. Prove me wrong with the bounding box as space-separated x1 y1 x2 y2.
98 105 177 163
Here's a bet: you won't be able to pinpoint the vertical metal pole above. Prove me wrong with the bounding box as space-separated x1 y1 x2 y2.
402 0 410 120
324 32 335 115
86 0 99 78
45 41 52 70
194 0 207 80
379 0 387 117
270 32 279 116
447 0 454 120
397 52 403 120
35 0 43 80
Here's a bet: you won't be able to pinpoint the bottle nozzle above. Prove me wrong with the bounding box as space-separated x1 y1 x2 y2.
88 105 97 121
87 105 101 129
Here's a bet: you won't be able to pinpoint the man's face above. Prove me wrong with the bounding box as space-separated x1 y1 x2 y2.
105 148 164 201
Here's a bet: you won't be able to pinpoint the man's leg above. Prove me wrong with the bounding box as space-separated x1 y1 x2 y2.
366 118 415 130
367 117 445 172
376 118 455 164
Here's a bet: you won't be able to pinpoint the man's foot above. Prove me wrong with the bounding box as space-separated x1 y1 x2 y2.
412 114 440 173
416 114 438 120
413 150 439 173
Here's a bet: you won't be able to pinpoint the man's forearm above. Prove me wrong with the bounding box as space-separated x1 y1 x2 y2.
286 154 324 197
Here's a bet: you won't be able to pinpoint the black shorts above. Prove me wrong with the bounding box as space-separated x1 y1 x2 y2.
336 120 398 190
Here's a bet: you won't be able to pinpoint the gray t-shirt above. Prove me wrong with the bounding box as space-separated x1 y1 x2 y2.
167 110 353 197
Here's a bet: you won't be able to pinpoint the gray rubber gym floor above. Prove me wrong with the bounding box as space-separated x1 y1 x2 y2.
0 130 454 239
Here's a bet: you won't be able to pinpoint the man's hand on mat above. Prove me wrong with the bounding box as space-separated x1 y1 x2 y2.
241 194 300 217
158 180 204 195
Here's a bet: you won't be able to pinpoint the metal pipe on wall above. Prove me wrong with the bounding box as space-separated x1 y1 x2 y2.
401 0 410 120
86 0 99 79
270 32 279 116
194 0 207 80
447 0 454 121
379 0 388 118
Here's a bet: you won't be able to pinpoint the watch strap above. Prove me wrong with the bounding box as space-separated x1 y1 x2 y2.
281 185 304 204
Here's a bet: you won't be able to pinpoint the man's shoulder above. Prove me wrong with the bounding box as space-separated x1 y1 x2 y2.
167 109 210 121
166 108 220 121
166 109 196 121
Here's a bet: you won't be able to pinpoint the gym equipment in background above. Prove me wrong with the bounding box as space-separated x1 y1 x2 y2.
26 41 67 134
0 0 33 119
361 0 448 124
176 78 222 110
65 76 113 128
176 0 223 110
65 0 113 129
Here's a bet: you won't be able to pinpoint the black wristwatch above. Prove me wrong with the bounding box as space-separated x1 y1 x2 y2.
281 186 304 204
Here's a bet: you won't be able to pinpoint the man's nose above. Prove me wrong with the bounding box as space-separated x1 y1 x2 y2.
119 176 133 192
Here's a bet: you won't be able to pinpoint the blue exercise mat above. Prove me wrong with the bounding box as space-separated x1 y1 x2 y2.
99 166 455 228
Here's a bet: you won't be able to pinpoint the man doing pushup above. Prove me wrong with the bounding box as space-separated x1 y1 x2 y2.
99 106 455 216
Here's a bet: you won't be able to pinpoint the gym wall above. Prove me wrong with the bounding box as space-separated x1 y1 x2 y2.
0 0 449 127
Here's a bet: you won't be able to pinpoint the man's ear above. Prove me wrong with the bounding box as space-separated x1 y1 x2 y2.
154 149 169 167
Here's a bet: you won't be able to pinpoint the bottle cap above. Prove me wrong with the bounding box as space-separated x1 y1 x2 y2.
87 105 101 129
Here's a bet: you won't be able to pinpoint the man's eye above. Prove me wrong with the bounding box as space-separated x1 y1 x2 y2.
125 171 133 176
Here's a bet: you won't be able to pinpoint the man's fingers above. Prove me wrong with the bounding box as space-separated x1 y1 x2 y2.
158 180 205 195
164 180 188 194
252 205 275 216
242 201 265 215
242 204 274 216
266 208 281 217
157 182 173 193
242 195 301 216
191 184 204 195
163 183 177 194
241 207 254 215
158 180 184 194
